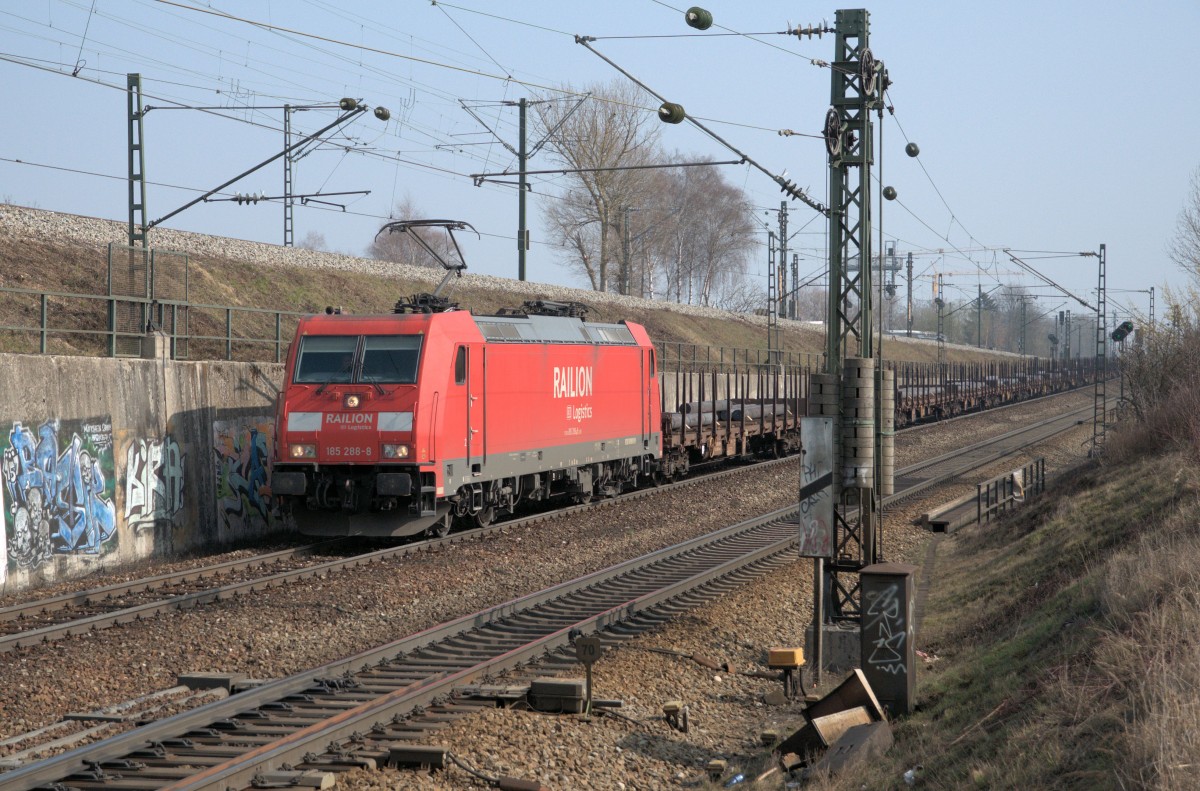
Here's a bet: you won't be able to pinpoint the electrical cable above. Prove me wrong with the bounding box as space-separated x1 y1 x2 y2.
590 31 788 39
884 91 992 262
416 1 573 37
70 0 97 75
0 51 507 183
432 1 511 78
148 0 811 140
445 752 500 784
575 36 826 216
155 0 574 94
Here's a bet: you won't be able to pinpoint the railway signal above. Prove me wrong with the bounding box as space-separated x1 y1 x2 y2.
1110 320 1134 343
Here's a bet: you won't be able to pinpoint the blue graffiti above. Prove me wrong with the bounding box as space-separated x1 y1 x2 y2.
3 420 116 564
215 424 271 530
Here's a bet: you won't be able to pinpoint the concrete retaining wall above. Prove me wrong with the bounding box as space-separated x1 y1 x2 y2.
0 347 284 595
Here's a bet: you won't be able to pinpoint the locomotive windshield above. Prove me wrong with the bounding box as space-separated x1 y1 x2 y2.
293 334 422 385
361 335 422 384
294 335 358 383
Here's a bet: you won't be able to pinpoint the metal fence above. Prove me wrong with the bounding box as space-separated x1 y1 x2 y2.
0 288 837 370
978 458 1046 524
0 285 306 363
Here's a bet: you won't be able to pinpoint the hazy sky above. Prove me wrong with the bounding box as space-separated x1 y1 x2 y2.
1 0 1195 322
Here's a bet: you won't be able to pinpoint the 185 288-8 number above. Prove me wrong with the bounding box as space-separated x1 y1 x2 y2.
326 446 372 458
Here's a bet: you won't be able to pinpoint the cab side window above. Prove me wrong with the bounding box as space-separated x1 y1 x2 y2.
454 346 467 384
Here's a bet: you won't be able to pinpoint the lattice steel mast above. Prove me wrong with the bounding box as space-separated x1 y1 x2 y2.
818 8 888 623
1092 243 1107 452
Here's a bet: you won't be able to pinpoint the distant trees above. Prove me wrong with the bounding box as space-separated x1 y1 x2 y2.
296 231 328 252
536 81 660 292
1170 167 1200 283
536 80 758 306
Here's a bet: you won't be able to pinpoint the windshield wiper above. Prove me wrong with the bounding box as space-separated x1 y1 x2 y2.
314 358 355 395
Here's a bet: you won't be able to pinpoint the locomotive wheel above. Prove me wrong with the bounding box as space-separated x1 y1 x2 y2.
426 513 452 539
573 491 593 505
472 507 495 529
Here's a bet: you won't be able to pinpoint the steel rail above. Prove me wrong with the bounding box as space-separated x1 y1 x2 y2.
888 402 1098 504
0 541 344 624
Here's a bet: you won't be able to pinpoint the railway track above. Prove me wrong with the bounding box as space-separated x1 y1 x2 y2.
0 391 1093 656
0 543 350 652
0 450 797 655
887 401 1095 504
1 395 1095 790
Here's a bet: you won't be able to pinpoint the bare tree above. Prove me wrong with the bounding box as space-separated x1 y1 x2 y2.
648 162 756 306
297 231 328 251
1170 167 1200 283
711 277 768 314
536 81 661 291
367 196 454 268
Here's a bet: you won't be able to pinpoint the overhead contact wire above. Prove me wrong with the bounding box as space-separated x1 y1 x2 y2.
575 36 827 216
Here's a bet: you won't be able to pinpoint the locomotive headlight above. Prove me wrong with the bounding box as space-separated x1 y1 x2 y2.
289 443 317 459
344 394 361 409
382 443 409 459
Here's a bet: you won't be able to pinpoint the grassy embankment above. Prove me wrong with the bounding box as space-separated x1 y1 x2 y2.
0 227 1001 366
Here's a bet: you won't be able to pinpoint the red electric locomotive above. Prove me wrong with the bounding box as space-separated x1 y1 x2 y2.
272 295 662 538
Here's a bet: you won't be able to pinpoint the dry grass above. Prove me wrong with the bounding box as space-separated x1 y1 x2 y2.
793 449 1200 791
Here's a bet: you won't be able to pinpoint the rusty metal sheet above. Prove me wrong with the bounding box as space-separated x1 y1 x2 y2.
809 721 893 777
811 705 873 747
797 417 834 557
804 668 886 723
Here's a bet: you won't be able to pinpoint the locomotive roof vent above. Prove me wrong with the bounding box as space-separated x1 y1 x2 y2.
496 299 590 319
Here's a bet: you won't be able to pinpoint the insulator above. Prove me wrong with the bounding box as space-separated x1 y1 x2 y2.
374 106 391 121
883 186 897 201
339 97 358 111
905 142 920 157
685 7 713 30
658 102 686 124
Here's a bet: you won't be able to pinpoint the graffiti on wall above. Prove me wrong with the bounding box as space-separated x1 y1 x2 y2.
2 418 117 571
0 482 6 585
123 436 185 533
213 418 275 532
864 582 909 676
